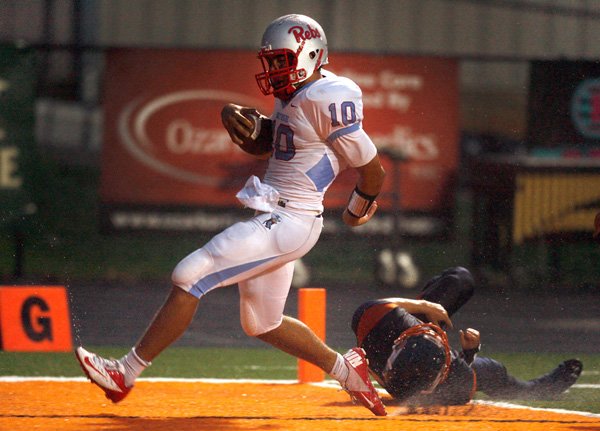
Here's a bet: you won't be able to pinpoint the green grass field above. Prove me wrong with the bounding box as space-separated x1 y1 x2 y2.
1 347 599 415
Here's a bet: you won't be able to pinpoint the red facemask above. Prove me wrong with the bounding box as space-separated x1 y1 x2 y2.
255 48 307 99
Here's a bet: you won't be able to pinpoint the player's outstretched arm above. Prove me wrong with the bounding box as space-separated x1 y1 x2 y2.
382 298 454 329
343 154 386 227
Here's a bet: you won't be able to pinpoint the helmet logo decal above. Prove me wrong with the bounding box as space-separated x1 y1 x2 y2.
296 39 306 58
288 25 321 43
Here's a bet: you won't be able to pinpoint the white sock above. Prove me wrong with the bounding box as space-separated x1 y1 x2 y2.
121 348 151 387
328 352 349 384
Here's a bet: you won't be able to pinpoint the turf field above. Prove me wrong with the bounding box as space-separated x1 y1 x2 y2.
4 379 599 431
2 164 599 429
1 347 599 415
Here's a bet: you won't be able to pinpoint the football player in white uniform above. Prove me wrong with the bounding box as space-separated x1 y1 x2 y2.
77 14 387 416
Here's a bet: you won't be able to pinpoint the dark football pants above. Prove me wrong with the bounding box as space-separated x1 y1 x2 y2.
471 356 540 398
414 266 475 322
415 266 541 398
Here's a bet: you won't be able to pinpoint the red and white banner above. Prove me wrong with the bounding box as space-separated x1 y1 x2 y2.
325 54 458 211
100 48 458 232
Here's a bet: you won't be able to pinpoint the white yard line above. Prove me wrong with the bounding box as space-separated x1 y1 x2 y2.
473 399 600 418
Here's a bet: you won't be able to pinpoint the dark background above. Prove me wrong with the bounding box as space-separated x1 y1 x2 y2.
1 1 600 357
67 278 600 354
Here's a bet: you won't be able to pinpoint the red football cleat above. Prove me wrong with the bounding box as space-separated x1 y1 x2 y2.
75 346 132 403
342 347 387 416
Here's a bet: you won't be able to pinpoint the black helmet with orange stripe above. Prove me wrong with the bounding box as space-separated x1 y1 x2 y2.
382 323 451 400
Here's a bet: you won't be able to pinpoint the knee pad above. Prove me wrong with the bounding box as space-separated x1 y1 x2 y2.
452 266 475 293
171 248 213 294
239 302 261 337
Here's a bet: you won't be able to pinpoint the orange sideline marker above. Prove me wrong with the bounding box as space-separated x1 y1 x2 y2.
0 285 72 351
297 287 326 383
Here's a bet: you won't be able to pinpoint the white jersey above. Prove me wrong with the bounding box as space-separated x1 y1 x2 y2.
263 70 377 214
173 71 377 329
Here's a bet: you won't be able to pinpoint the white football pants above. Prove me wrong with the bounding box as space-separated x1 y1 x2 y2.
171 208 323 335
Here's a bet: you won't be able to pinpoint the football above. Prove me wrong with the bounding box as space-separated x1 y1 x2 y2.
243 113 260 140
238 115 273 156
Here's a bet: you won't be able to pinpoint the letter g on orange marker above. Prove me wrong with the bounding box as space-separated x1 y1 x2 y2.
0 286 72 351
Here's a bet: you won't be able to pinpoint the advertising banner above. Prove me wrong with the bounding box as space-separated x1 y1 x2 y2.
101 48 458 235
325 55 459 212
528 60 600 155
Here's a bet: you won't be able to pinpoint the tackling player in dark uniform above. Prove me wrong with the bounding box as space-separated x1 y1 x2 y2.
352 267 583 405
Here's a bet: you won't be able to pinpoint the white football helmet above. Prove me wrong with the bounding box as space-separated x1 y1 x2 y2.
255 14 328 99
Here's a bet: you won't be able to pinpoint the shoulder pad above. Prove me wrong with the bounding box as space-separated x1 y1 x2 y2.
305 75 362 104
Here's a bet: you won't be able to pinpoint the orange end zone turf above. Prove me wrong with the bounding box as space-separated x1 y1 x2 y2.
1 380 598 431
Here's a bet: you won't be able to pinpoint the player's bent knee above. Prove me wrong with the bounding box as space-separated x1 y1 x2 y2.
242 320 281 337
443 266 474 291
453 266 475 293
240 304 283 337
241 315 283 337
171 248 214 292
